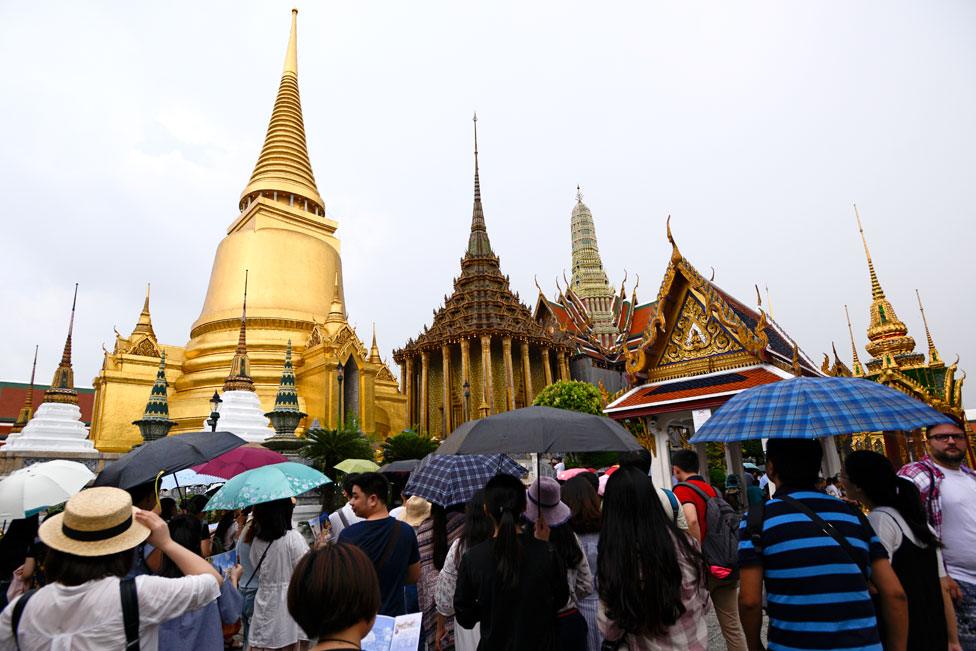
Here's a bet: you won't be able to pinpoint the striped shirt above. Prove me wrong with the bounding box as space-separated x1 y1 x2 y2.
738 487 888 651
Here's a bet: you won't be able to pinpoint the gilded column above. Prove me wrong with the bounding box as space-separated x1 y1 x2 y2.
520 342 533 403
460 338 471 423
420 351 430 434
502 336 515 411
480 334 494 416
405 356 415 428
441 344 452 436
557 350 569 381
543 347 553 386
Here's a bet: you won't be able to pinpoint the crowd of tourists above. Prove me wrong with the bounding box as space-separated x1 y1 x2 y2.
0 415 973 650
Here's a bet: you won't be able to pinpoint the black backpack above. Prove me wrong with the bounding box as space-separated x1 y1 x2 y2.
11 576 140 650
676 481 741 579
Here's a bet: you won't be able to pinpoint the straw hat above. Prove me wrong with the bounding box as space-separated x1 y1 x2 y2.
524 477 571 527
39 487 150 557
398 495 432 528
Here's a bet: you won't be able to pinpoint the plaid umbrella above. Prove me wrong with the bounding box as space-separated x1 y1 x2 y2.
689 376 953 443
403 454 527 507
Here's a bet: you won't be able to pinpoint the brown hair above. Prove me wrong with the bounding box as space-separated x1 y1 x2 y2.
287 543 380 639
561 475 602 534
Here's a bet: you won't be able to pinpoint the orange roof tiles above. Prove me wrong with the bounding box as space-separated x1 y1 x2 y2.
608 366 784 412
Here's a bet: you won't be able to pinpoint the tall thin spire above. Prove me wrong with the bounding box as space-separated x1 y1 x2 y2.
45 284 79 405
844 305 864 377
133 352 176 443
369 323 382 362
915 289 942 365
224 271 254 392
327 271 345 323
131 283 155 338
467 113 494 258
854 203 884 301
9 345 39 434
239 9 324 216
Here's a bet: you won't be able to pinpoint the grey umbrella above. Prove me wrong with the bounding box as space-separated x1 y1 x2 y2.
435 406 641 456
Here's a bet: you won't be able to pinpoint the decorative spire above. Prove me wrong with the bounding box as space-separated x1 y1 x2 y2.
239 9 324 216
915 289 942 366
224 271 255 392
666 215 681 264
576 184 583 203
853 204 915 362
844 305 864 377
130 283 155 338
9 345 39 434
44 284 79 405
369 323 382 362
466 113 494 258
327 271 345 323
265 340 307 444
273 341 301 412
133 353 176 443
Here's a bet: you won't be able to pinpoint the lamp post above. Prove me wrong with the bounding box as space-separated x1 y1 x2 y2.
336 361 345 429
207 391 222 432
463 379 470 423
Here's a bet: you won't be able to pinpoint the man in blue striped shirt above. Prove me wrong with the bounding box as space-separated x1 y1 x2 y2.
738 439 907 651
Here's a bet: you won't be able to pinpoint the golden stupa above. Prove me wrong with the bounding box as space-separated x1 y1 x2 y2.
90 10 406 451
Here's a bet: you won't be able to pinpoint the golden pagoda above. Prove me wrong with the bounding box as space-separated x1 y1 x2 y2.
824 205 966 463
392 115 570 437
90 10 405 451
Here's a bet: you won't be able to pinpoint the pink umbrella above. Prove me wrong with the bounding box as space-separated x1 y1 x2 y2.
193 445 287 480
556 467 596 482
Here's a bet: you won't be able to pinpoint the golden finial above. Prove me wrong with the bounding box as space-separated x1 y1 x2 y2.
709 267 715 282
283 9 299 76
844 304 864 376
755 284 762 308
9 345 39 434
533 275 544 296
576 185 583 203
473 112 481 203
765 285 774 319
854 203 885 301
666 215 681 263
915 289 942 365
131 283 156 337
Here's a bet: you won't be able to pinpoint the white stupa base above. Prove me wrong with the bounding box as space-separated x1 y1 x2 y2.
4 402 97 456
205 390 274 443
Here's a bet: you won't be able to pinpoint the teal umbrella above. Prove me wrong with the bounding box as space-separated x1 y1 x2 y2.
203 462 331 511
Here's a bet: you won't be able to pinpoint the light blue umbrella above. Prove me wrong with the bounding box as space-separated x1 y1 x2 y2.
160 468 225 491
204 462 331 511
689 376 952 443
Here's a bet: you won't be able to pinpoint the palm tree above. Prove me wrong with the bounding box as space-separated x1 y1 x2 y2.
380 429 439 464
300 425 374 476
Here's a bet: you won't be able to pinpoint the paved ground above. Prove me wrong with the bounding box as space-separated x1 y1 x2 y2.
706 609 767 649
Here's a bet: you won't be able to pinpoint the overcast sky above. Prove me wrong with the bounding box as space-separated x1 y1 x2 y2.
1 1 973 402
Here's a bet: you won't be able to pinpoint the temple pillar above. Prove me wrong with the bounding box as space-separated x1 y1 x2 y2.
502 336 515 411
405 356 415 428
557 351 569 381
543 348 553 386
694 442 710 477
420 351 429 434
480 335 493 416
460 338 471 423
520 342 533 404
820 437 842 479
648 418 673 489
441 344 452 436
724 443 746 505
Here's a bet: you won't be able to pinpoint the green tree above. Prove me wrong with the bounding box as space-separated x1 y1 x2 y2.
380 429 439 464
299 425 374 476
532 380 621 469
532 380 603 415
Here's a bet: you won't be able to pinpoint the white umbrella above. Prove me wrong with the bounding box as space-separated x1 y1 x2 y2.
160 468 225 491
0 460 95 520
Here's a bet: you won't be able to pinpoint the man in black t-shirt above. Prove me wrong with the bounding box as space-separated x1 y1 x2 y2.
338 472 420 616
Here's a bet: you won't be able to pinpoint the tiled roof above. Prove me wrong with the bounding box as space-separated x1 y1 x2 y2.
628 302 657 337
0 383 96 425
605 366 785 413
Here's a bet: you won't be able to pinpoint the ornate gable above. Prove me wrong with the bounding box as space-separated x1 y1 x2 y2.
657 290 743 368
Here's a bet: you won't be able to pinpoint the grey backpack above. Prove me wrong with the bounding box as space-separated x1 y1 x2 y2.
676 481 740 579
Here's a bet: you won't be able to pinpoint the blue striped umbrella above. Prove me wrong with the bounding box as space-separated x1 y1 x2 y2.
689 377 953 443
403 454 527 507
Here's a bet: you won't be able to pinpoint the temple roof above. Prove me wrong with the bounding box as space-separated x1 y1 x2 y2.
239 10 324 216
394 117 563 359
0 382 95 438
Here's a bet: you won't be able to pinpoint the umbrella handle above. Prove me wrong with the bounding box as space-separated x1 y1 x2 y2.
154 469 166 512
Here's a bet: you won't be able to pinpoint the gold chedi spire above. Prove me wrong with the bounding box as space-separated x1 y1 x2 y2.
239 9 324 216
853 204 915 364
326 272 345 324
131 283 155 338
844 305 865 377
369 323 382 363
224 272 255 392
915 289 942 366
467 112 494 258
9 345 39 434
45 284 80 405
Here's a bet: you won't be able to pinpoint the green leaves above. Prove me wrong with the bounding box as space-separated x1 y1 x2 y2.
532 380 603 416
299 425 374 475
380 429 439 464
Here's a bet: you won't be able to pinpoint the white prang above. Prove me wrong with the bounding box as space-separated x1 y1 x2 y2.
204 390 274 443
4 402 97 455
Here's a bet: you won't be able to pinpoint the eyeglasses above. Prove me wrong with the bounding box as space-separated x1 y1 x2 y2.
929 433 967 442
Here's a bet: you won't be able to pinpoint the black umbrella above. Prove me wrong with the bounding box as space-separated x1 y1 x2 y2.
93 431 247 490
379 459 421 474
435 406 642 456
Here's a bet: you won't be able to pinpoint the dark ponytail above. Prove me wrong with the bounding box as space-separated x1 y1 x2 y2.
484 474 527 588
844 450 938 548
432 504 448 571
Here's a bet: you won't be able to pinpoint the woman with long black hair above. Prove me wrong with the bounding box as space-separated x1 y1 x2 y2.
598 465 709 650
453 474 568 650
561 475 602 651
844 450 962 651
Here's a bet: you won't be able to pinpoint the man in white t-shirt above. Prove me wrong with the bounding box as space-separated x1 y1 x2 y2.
899 419 976 649
327 474 364 543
